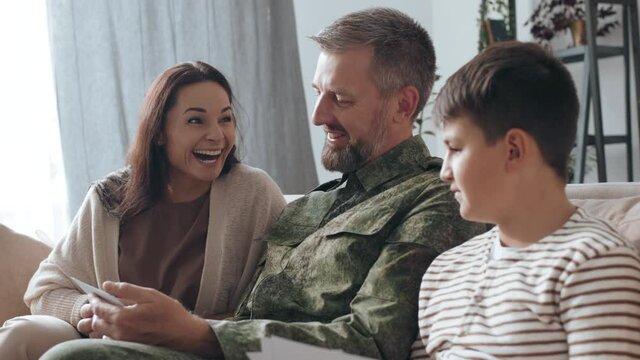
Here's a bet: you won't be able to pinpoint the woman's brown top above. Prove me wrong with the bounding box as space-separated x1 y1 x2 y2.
118 192 210 311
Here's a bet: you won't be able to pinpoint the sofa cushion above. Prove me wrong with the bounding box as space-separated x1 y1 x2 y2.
572 195 640 248
0 224 52 325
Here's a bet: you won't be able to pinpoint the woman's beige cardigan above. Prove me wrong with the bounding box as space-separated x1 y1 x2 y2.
24 164 286 326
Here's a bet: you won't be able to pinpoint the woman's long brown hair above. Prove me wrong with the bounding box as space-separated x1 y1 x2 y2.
118 61 239 221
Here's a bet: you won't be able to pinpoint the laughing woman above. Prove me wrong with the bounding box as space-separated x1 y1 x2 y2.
0 61 286 359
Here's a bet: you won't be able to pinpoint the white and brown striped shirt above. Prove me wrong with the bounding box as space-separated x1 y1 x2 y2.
416 208 640 359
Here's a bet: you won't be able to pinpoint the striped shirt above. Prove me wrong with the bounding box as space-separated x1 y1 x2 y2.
415 207 640 359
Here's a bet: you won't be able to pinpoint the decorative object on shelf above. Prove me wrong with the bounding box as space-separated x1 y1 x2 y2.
569 18 587 46
478 0 517 51
525 0 619 47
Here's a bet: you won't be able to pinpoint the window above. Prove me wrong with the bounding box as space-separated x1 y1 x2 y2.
0 0 69 244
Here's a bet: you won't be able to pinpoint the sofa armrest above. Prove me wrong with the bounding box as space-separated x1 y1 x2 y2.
0 224 52 324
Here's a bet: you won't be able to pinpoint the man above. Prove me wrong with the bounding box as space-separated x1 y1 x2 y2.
42 7 483 360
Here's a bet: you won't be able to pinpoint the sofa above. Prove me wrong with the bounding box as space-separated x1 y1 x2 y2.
0 224 51 325
1 182 639 326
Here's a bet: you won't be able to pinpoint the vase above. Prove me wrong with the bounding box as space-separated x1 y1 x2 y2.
570 19 587 47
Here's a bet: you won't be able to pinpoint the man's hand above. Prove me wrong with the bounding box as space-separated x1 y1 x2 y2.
77 302 103 338
89 281 222 358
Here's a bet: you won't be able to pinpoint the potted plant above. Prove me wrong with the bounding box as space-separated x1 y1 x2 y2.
525 0 619 47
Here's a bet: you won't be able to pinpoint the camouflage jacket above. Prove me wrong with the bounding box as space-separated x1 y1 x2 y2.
209 136 484 360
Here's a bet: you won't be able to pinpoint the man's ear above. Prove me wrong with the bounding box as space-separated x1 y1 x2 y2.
393 85 419 124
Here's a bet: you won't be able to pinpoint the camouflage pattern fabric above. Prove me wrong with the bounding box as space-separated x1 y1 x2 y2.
40 339 205 360
211 136 485 359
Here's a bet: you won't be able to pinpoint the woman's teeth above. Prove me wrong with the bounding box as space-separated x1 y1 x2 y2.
194 149 221 156
193 149 222 163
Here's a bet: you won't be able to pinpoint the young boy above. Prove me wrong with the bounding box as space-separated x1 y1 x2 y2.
417 41 640 359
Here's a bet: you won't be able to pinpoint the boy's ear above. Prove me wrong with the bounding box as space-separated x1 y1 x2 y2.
393 85 419 124
504 129 527 171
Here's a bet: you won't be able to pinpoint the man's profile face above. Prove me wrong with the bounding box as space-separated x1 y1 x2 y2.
311 47 391 173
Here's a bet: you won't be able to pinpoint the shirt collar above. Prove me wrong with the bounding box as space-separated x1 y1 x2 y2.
353 135 432 192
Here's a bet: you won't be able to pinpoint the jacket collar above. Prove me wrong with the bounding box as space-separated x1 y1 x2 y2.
353 135 432 192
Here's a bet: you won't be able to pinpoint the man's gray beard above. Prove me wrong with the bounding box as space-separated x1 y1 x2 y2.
321 109 387 174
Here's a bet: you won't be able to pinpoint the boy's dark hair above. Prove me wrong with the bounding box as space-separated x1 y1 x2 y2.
434 41 579 180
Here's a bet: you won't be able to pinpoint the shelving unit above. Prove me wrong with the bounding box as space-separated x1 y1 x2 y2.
554 0 640 183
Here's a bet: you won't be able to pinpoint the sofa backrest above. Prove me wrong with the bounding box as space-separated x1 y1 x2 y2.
567 182 640 248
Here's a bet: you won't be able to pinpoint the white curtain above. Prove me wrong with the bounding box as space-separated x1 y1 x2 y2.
0 0 68 243
47 0 317 215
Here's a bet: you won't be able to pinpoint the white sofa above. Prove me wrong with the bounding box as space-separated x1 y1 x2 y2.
566 182 640 242
1 182 638 325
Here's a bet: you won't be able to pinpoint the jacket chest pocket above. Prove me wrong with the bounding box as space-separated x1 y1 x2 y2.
322 204 398 239
283 205 400 278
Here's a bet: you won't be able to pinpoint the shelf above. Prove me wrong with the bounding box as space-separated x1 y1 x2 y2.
553 45 624 64
585 134 630 145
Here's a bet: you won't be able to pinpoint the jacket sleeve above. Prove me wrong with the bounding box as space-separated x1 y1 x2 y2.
23 187 117 326
208 185 483 360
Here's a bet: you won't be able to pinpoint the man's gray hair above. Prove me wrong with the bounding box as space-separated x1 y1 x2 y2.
310 7 436 118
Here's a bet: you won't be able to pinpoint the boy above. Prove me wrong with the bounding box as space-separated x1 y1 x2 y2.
417 41 640 359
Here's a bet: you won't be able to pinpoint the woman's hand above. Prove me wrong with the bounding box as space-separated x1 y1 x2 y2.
90 281 222 357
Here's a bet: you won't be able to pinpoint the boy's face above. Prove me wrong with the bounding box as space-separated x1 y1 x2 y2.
440 115 509 223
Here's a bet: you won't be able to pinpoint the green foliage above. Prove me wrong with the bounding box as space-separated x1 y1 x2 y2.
567 146 596 182
413 112 436 139
525 0 619 45
413 75 441 141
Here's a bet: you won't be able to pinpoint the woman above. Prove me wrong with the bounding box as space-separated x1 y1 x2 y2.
0 61 286 359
